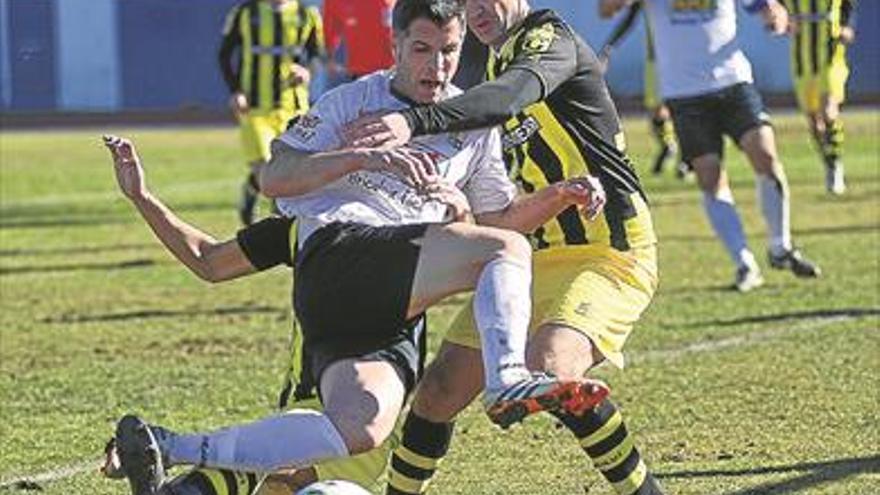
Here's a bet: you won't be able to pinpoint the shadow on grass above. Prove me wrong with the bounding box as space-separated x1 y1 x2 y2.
658 455 880 494
0 242 156 257
0 200 231 230
0 258 156 275
41 304 286 324
686 307 880 328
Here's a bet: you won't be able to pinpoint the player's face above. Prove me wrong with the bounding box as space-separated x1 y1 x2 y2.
466 0 523 47
394 18 464 104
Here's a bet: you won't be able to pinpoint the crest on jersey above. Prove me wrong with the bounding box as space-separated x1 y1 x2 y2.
521 23 558 56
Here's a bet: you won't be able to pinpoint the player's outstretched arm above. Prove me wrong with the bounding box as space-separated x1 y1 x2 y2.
260 139 438 197
103 135 256 283
476 176 606 233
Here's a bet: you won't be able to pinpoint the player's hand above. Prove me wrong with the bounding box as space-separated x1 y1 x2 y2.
229 92 250 118
343 112 413 149
100 438 125 479
599 0 632 18
358 146 438 189
103 135 147 201
289 63 311 86
761 1 789 36
421 177 473 223
559 175 606 221
839 26 855 45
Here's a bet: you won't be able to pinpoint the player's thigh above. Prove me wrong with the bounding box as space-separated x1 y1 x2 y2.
530 245 658 371
445 245 658 372
411 340 484 422
409 222 530 318
690 153 727 194
667 95 724 167
739 125 782 176
321 358 407 453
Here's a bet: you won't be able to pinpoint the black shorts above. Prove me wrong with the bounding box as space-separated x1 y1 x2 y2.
294 221 431 396
667 82 771 162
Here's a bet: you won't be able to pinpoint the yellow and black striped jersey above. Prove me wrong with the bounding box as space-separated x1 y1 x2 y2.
404 10 656 251
783 0 855 77
219 0 325 113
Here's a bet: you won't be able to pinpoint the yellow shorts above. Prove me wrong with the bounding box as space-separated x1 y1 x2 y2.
239 109 296 164
794 49 849 114
290 396 398 491
444 244 658 369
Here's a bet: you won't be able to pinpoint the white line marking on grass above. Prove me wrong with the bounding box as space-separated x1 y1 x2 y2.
0 179 237 208
629 315 854 365
1 315 866 489
0 459 99 490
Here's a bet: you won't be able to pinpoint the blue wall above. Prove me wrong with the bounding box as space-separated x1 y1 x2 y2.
0 0 877 113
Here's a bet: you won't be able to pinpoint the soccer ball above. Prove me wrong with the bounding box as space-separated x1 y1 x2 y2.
295 479 373 495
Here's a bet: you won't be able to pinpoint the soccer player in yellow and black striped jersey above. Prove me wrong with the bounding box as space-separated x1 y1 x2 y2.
346 1 663 493
782 0 856 195
219 0 324 225
598 1 683 178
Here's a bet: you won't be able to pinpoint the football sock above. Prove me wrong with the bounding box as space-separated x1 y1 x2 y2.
386 413 454 495
553 400 664 495
473 256 532 392
701 189 754 269
756 173 792 256
651 115 676 149
824 119 844 164
163 409 349 472
160 468 258 495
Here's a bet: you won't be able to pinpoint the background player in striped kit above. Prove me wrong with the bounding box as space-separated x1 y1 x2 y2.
219 0 324 225
782 0 857 195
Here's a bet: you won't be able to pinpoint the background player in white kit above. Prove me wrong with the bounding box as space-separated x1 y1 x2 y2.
602 0 820 292
110 2 608 494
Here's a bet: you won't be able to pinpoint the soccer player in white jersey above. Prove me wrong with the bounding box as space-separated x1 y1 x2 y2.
602 0 821 292
109 2 609 494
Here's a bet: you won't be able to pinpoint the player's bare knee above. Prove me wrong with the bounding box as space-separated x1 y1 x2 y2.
526 325 597 379
325 409 392 454
493 229 531 265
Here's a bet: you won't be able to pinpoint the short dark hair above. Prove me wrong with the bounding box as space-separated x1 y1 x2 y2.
391 0 465 35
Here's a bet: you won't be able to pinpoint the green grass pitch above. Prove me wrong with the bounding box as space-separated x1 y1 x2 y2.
1 111 878 494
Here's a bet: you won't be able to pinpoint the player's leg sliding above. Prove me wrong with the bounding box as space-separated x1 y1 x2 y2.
386 414 454 495
552 400 664 495
115 409 349 494
470 255 609 428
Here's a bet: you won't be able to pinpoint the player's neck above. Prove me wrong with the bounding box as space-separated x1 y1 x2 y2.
493 6 531 50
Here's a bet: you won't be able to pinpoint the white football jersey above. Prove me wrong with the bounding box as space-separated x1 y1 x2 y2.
276 72 515 245
643 0 765 99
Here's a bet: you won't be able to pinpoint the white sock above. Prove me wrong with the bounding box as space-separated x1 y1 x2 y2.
165 410 349 472
756 173 792 256
473 256 532 393
702 189 754 269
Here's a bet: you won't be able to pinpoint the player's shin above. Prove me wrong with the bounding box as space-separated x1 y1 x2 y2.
755 173 791 257
473 256 532 393
386 413 454 495
553 400 664 495
161 410 349 472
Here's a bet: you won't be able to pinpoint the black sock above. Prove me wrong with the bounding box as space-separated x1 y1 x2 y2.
386 412 454 495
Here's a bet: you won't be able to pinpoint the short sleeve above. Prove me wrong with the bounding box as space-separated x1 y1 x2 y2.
505 20 579 98
236 216 295 270
276 88 348 152
461 129 516 214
